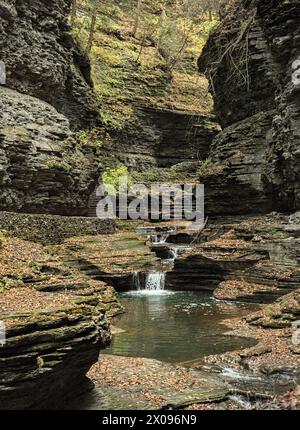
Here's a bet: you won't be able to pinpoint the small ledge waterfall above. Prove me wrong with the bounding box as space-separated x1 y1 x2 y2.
170 247 178 260
146 272 165 291
132 272 166 291
133 272 141 290
132 233 180 293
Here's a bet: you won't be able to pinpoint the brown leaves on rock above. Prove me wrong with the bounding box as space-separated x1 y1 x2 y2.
0 287 74 316
0 236 58 278
61 232 159 273
88 355 208 408
214 280 278 300
279 386 300 410
0 235 122 325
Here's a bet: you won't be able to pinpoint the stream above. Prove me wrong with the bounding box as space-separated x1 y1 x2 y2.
105 231 259 364
64 233 284 410
104 290 258 364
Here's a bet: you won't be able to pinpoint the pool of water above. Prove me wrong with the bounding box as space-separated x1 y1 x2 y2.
104 291 259 364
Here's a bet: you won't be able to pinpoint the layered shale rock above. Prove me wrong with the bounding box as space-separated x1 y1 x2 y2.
198 0 300 215
0 211 115 244
247 289 300 330
166 214 300 302
0 87 99 215
0 299 110 410
257 0 300 212
0 0 100 215
102 108 219 170
0 0 97 128
60 232 159 292
0 235 122 409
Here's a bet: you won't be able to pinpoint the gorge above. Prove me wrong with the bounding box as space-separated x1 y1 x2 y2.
0 0 299 411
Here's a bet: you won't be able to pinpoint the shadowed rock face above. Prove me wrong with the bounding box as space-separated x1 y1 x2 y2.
0 0 97 129
0 305 110 410
102 107 219 170
257 0 300 212
198 0 300 214
0 0 100 215
0 87 97 215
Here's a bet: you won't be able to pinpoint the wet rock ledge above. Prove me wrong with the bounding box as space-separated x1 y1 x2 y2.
0 301 110 410
0 233 122 410
166 213 300 302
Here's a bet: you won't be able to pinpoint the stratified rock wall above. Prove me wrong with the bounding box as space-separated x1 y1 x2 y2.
0 305 110 410
257 0 300 211
166 214 300 301
0 0 100 215
0 235 121 410
0 0 97 129
0 87 98 215
199 0 300 214
103 108 219 170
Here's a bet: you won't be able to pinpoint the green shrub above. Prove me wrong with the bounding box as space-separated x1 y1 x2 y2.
197 158 224 179
77 128 104 149
102 164 132 191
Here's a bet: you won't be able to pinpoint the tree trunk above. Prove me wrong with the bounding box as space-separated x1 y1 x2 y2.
86 1 98 54
71 0 77 27
133 0 142 38
156 9 166 52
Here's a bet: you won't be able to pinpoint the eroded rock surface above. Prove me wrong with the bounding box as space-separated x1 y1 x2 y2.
0 88 99 215
0 0 99 215
167 214 300 302
0 0 97 128
199 0 300 214
0 234 122 409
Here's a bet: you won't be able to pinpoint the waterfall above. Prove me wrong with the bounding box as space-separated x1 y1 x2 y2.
133 272 141 290
132 271 166 292
170 247 179 260
148 235 167 244
146 272 165 291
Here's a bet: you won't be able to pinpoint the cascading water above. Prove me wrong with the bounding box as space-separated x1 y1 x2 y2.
146 272 166 291
148 234 167 244
131 231 182 294
133 272 141 290
132 271 166 292
169 247 178 260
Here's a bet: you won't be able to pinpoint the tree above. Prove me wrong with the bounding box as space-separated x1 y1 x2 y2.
86 0 99 54
155 0 206 71
132 0 143 38
71 0 77 27
156 8 166 52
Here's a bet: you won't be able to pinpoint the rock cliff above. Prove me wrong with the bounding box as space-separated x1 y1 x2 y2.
102 108 218 171
166 214 300 302
0 0 99 215
0 0 97 128
0 234 122 409
198 0 300 215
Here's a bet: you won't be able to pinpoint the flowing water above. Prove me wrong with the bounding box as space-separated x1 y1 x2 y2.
145 272 166 291
104 291 258 364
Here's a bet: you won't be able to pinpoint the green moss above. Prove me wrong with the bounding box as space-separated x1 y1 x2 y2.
77 128 104 149
132 162 198 185
203 119 219 130
0 276 25 293
0 231 5 250
44 158 71 171
260 227 283 236
197 158 225 179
